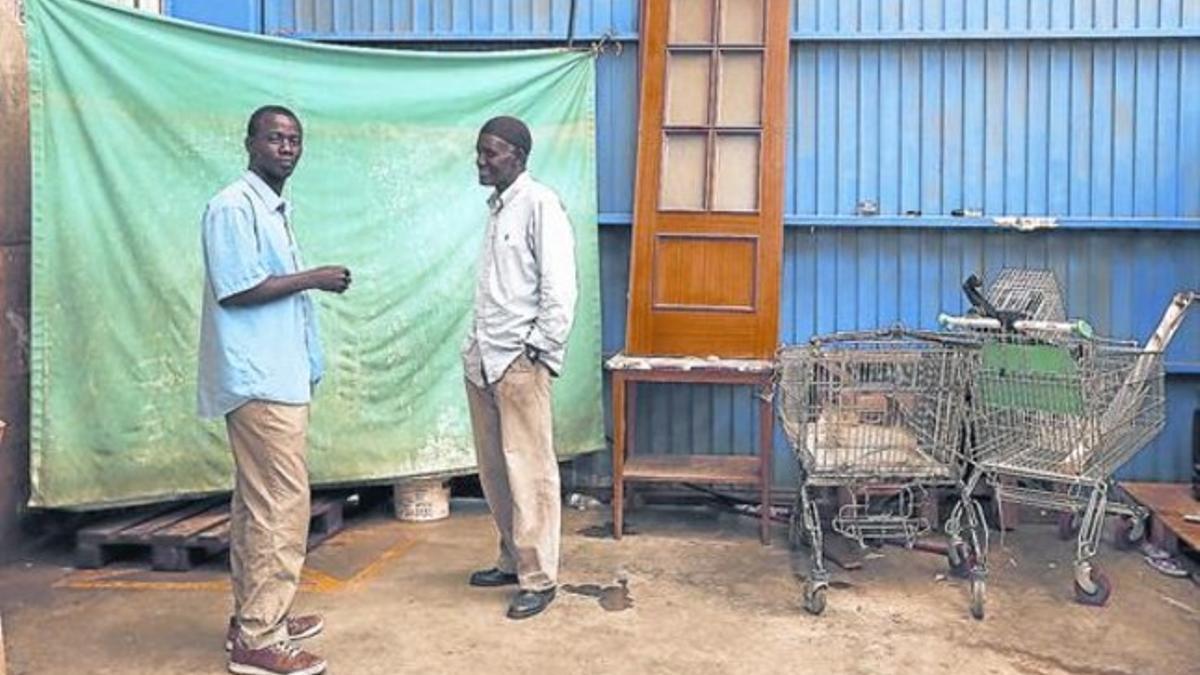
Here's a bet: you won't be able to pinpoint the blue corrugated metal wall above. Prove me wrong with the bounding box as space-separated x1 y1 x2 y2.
263 0 638 39
168 0 1200 485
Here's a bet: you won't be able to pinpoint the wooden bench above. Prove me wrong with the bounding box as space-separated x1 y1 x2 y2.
606 353 775 544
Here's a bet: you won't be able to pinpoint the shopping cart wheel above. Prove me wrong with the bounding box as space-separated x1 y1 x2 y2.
1073 569 1113 607
1113 515 1144 551
803 584 827 616
1057 512 1080 541
969 578 986 620
947 541 972 579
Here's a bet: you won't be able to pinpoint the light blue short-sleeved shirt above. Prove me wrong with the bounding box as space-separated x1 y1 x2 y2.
197 170 324 419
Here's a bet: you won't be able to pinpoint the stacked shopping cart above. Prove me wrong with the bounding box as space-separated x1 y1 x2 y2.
776 328 985 616
776 267 1196 619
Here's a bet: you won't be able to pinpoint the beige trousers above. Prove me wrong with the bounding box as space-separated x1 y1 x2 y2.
226 400 311 649
465 355 560 591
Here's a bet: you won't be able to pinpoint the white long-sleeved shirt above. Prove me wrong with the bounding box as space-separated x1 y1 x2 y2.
462 172 578 387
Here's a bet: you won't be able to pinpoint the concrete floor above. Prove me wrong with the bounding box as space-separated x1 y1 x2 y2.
1 499 1198 675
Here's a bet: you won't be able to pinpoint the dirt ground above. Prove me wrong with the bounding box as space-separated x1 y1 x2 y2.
0 499 1197 674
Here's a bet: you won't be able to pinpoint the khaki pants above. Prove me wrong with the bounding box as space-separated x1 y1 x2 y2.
465 355 560 591
226 400 311 649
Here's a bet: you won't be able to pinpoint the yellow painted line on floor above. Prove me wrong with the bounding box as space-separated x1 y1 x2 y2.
339 535 420 589
55 570 230 592
53 533 421 593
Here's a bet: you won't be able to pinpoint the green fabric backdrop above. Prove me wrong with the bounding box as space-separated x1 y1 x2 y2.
26 0 603 508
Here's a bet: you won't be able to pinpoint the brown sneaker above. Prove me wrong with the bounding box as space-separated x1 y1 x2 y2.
225 615 325 651
228 640 326 675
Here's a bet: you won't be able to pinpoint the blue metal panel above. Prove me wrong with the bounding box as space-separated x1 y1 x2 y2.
190 1 1200 41
595 48 637 221
787 36 1200 227
163 0 261 32
261 0 638 40
795 0 1200 37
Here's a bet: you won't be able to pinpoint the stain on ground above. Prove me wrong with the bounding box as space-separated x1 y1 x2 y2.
563 578 634 611
577 522 638 538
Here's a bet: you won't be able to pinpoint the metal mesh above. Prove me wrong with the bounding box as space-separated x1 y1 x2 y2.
968 338 1166 482
776 334 972 483
985 268 1067 322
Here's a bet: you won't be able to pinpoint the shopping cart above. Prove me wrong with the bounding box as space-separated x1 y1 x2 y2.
983 268 1067 322
776 328 983 616
942 280 1197 607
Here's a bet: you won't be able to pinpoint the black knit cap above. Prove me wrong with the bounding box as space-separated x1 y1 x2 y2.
480 116 532 157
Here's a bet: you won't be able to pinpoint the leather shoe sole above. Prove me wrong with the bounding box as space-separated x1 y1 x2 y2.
507 588 556 620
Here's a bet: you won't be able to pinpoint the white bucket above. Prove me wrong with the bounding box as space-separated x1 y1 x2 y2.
393 480 450 522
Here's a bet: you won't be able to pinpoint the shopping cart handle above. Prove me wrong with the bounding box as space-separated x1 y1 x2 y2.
938 313 1095 338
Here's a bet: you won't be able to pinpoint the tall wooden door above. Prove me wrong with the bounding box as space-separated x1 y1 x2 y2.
626 0 790 359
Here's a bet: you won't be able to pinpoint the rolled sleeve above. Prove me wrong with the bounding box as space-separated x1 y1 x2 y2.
202 200 270 302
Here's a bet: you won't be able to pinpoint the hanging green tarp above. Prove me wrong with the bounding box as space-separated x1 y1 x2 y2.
25 0 603 508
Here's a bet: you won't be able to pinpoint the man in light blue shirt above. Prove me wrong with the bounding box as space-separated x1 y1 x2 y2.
198 105 349 675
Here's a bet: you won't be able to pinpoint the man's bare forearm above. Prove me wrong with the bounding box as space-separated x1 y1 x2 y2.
220 265 351 307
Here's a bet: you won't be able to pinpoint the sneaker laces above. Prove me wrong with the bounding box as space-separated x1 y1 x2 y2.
270 640 306 659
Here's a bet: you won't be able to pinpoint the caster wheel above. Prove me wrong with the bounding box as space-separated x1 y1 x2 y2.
1057 512 1080 541
803 585 827 616
948 541 972 579
1074 569 1113 607
969 578 986 620
1113 515 1144 551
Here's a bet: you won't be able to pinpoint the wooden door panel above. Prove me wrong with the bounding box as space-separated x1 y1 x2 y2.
627 0 789 359
652 235 757 311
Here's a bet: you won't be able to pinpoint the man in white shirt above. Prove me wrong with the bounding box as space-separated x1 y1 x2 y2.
462 116 578 620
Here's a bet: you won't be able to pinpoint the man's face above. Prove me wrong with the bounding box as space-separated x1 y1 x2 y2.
246 113 302 183
475 133 524 188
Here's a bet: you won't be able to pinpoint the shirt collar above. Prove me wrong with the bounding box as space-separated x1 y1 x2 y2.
241 170 291 218
486 171 531 214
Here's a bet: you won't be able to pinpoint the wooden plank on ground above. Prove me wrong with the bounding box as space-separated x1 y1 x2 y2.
121 499 223 541
191 520 231 551
154 503 231 543
75 503 182 568
1121 482 1200 552
76 503 180 545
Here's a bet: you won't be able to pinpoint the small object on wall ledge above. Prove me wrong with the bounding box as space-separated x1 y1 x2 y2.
993 216 1058 231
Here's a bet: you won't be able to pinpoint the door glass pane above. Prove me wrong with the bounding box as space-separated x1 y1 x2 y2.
712 133 759 211
661 133 709 210
669 0 714 44
665 51 711 126
720 0 764 44
717 51 762 127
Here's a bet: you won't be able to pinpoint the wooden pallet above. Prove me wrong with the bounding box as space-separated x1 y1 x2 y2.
75 494 347 571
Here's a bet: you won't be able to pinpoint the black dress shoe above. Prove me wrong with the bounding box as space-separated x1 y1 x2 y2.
469 568 519 587
506 587 556 620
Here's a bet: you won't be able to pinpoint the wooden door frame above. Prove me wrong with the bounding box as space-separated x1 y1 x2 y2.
626 0 789 358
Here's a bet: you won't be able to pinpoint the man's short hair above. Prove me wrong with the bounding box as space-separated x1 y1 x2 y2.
246 105 301 138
